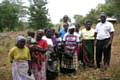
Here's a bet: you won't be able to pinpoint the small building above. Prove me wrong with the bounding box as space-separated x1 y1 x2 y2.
98 17 117 24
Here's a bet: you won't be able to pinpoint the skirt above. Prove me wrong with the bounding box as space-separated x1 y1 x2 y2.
32 62 46 80
61 51 78 70
12 61 35 80
82 40 94 66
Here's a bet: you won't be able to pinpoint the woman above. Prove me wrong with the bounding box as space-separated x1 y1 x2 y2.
30 29 48 80
8 35 35 80
43 29 58 80
27 31 36 46
62 25 79 75
81 20 95 67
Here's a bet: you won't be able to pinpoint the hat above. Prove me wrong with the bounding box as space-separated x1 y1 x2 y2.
100 12 107 17
68 25 75 30
37 29 44 35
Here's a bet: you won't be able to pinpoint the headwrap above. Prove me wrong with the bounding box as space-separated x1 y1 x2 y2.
68 25 75 30
16 35 26 43
37 29 44 35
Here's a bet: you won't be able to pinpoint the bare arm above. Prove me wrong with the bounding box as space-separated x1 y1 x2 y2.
110 32 114 42
94 32 97 46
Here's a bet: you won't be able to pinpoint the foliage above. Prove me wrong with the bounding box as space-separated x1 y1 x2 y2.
74 0 120 24
74 15 85 25
0 0 26 32
29 0 49 30
105 0 120 21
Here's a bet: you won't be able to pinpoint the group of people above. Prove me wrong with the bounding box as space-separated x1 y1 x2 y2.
8 13 115 80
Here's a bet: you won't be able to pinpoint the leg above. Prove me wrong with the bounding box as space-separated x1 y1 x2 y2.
103 44 111 66
96 40 103 68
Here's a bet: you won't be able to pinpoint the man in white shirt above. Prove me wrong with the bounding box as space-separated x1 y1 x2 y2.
94 13 115 69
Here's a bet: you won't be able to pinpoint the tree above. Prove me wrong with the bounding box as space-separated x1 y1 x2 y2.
105 0 120 21
29 0 49 30
0 0 26 32
73 15 85 25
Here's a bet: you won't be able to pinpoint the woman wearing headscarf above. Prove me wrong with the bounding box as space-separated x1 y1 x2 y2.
30 29 48 80
8 35 35 80
81 20 95 67
61 25 79 76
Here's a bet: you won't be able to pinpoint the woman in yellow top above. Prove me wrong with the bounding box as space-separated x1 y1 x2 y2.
81 20 95 67
8 35 35 80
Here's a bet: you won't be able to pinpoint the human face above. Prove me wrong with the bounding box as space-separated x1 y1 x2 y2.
46 30 52 38
63 16 68 22
75 26 80 32
100 16 106 23
36 32 44 41
85 22 92 30
17 39 26 49
69 28 74 34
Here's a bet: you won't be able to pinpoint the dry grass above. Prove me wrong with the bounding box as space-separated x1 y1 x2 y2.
0 24 120 80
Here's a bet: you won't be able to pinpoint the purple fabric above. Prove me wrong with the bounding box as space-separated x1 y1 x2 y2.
52 36 58 46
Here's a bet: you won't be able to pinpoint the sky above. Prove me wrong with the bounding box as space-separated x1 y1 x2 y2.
0 0 105 24
46 0 105 24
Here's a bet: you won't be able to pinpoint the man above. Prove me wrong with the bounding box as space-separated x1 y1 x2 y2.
58 15 71 32
59 23 69 40
95 13 115 69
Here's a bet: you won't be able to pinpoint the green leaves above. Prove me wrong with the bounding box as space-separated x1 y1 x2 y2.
29 0 49 30
0 0 25 32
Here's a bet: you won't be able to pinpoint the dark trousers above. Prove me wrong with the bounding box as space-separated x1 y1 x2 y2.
96 38 111 68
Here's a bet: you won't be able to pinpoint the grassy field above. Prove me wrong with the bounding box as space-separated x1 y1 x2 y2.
0 24 120 80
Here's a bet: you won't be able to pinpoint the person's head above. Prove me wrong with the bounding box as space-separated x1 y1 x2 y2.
75 23 80 32
46 29 53 38
36 29 44 41
100 12 107 23
27 31 35 38
16 36 26 49
44 28 48 35
63 15 69 22
63 23 69 32
55 33 59 38
84 20 92 30
68 25 75 34
51 29 55 35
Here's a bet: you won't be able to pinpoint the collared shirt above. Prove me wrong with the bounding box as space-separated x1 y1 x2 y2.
81 28 95 40
95 21 115 40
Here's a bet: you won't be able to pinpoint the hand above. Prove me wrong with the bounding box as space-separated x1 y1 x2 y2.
27 69 32 76
105 40 112 48
78 42 82 47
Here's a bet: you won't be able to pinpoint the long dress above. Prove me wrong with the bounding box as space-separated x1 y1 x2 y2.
30 39 48 80
81 28 95 66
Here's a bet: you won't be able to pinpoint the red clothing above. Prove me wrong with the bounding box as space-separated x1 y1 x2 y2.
31 39 48 71
37 39 48 50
